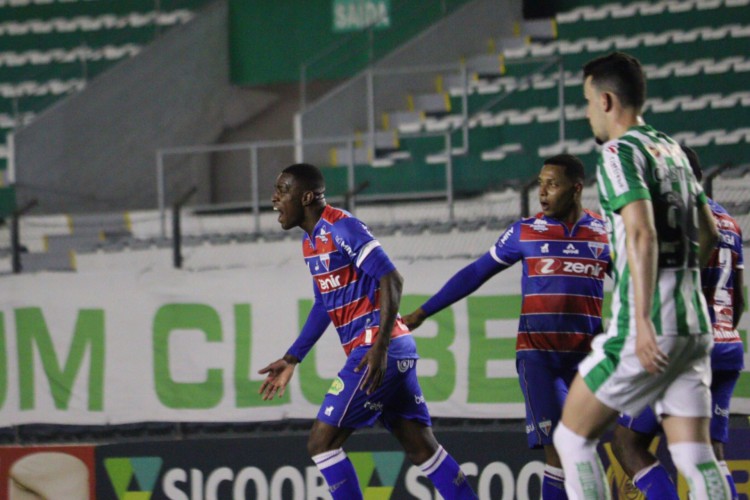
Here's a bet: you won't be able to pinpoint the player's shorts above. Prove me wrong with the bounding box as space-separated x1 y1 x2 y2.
316 349 431 431
578 332 713 418
710 369 740 443
517 358 578 448
617 368 740 443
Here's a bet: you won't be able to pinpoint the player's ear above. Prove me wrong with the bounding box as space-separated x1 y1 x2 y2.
301 190 315 206
603 92 613 112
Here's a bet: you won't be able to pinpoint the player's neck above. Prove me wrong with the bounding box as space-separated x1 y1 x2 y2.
561 205 583 226
301 203 327 236
607 112 641 141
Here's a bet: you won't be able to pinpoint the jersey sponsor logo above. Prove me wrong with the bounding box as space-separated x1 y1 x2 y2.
525 423 535 434
540 243 549 254
589 219 606 235
713 404 729 418
414 393 426 405
364 400 384 412
588 242 606 258
531 218 548 232
604 145 628 191
498 226 514 246
317 227 330 244
360 223 374 237
318 274 343 291
328 377 345 395
335 235 356 259
325 405 335 416
563 243 579 255
531 257 606 279
397 359 414 373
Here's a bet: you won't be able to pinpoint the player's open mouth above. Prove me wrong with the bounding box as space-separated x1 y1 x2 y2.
273 205 283 222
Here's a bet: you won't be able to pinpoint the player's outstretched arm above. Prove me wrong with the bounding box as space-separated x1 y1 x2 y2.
404 253 506 330
258 354 298 400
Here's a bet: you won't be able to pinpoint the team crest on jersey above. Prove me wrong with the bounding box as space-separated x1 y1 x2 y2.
328 377 345 395
539 419 552 436
607 145 617 155
317 227 329 244
320 252 330 271
588 242 606 258
531 218 548 232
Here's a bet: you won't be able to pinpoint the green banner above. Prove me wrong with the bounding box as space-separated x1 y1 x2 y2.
333 0 391 33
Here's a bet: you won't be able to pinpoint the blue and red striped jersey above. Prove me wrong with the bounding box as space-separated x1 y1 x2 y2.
703 198 745 370
491 210 611 367
301 205 415 359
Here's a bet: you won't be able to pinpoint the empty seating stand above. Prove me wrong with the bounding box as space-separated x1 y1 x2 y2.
0 0 211 195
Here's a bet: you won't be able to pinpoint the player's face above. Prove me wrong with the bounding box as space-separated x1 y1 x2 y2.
271 173 303 230
584 76 609 145
538 164 579 221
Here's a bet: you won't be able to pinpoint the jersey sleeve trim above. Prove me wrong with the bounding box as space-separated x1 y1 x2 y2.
356 239 381 268
609 187 650 212
490 245 512 266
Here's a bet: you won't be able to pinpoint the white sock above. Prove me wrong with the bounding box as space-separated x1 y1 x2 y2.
552 422 610 500
668 442 730 500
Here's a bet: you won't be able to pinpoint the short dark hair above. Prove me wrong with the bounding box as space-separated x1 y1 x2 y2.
680 144 702 182
543 153 585 183
282 163 326 193
583 51 646 111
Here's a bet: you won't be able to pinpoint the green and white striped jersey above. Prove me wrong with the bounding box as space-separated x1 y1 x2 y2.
596 124 711 337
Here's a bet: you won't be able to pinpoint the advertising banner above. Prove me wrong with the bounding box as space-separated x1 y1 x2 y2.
90 428 750 500
0 444 96 499
0 241 748 426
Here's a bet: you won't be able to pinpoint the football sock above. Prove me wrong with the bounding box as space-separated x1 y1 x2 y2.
718 460 738 500
552 422 610 499
632 461 679 499
312 448 363 500
668 442 730 500
542 464 568 500
419 446 478 499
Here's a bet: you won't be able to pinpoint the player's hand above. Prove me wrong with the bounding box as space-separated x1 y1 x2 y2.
355 343 387 395
258 358 296 400
402 308 427 330
634 318 668 374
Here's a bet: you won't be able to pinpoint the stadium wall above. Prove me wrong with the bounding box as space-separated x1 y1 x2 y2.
12 0 277 215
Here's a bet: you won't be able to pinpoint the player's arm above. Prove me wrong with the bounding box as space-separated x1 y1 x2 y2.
258 286 331 400
697 201 720 268
402 253 507 330
620 198 667 374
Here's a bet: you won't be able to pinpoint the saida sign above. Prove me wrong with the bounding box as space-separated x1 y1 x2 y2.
333 0 391 32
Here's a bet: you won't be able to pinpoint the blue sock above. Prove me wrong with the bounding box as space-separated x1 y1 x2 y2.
542 465 568 499
719 461 739 500
312 448 363 500
420 446 478 499
633 462 679 500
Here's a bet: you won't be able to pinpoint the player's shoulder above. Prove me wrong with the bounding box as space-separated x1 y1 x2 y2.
710 200 742 234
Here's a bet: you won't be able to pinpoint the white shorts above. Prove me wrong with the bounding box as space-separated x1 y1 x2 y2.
578 331 713 418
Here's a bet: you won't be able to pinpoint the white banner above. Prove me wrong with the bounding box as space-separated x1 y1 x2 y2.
0 241 748 426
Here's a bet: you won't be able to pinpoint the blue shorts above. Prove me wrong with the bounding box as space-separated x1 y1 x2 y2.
517 358 577 448
317 350 432 431
617 369 740 443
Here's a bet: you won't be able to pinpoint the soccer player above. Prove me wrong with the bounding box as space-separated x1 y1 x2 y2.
402 154 611 500
611 146 745 500
552 51 728 500
258 163 478 500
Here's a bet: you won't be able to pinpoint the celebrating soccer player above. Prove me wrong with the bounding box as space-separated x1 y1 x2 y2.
403 154 611 500
258 163 478 500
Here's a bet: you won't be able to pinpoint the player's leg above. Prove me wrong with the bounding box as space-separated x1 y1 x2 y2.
710 370 741 500
612 409 678 499
308 351 383 500
660 338 730 500
307 421 361 499
384 358 477 499
553 374 619 500
391 418 477 499
517 358 571 499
